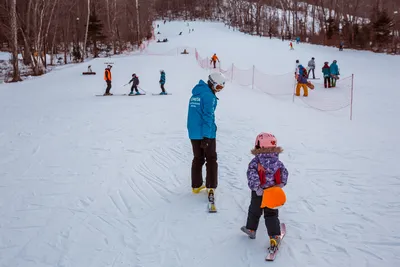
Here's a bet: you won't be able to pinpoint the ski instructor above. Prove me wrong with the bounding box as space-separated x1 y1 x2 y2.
187 72 226 197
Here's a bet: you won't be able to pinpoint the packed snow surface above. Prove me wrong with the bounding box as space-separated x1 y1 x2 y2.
0 20 399 267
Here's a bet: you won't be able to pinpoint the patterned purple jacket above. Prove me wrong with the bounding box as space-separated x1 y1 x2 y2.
247 147 289 196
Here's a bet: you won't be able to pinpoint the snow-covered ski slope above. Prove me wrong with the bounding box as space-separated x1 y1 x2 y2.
0 20 399 267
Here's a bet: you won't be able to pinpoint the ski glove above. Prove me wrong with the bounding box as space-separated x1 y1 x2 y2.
256 187 264 196
200 137 211 149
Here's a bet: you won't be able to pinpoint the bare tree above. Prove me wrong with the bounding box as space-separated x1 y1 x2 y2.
10 0 21 82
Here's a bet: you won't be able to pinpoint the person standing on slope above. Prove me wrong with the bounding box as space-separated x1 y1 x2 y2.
241 133 288 249
210 53 220 69
187 72 226 202
307 57 316 79
322 62 331 88
294 60 300 79
159 70 167 95
128 73 140 95
295 65 309 97
104 65 113 96
330 60 340 88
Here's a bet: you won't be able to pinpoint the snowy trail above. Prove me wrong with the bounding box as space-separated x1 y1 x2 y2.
1 20 400 267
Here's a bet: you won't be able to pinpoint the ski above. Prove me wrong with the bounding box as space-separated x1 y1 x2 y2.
152 93 172 96
95 94 123 96
265 223 286 261
95 94 145 96
207 189 217 213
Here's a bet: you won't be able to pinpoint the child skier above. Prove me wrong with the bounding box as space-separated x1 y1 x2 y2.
289 42 294 50
159 70 166 95
128 73 140 95
241 133 289 248
322 62 331 88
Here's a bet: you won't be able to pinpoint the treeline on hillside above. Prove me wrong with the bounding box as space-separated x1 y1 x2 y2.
153 0 400 54
0 0 153 82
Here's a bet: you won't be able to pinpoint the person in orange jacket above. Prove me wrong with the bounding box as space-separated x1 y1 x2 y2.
210 53 220 69
104 65 113 96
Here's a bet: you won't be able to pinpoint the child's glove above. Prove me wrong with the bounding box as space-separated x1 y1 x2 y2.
256 187 263 196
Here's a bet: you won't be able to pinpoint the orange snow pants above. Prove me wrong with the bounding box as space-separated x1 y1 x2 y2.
295 83 308 97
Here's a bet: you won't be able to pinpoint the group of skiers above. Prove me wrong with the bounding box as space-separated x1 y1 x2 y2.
187 71 288 251
294 58 341 96
102 65 167 96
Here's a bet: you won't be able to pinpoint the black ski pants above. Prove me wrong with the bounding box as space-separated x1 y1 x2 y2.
324 77 331 88
160 84 165 93
131 85 139 93
308 68 315 79
105 80 112 94
246 191 281 236
190 139 218 189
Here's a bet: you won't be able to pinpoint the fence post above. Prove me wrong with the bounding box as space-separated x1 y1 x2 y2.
350 74 354 121
252 65 255 89
231 63 234 82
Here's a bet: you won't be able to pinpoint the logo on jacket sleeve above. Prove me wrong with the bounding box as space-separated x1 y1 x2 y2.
189 97 201 108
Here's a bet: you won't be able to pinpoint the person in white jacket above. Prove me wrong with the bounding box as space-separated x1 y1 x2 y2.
307 57 316 79
295 60 300 78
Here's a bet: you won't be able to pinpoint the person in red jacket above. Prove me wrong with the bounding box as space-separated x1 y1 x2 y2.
103 65 113 96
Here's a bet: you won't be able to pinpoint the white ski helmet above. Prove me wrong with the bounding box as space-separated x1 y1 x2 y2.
208 72 226 92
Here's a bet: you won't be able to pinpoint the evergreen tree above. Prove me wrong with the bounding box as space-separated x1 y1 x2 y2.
88 8 106 58
372 10 394 50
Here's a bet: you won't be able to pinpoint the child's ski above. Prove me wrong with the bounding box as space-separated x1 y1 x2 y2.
152 93 172 96
207 189 217 213
124 94 146 96
265 223 286 261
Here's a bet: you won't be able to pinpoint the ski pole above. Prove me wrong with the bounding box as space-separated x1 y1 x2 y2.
138 86 147 93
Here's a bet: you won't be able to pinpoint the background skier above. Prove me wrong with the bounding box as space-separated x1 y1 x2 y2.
187 72 226 209
330 60 340 87
210 53 220 69
295 65 309 97
307 57 316 79
103 65 113 96
159 70 166 94
322 62 331 88
128 74 140 95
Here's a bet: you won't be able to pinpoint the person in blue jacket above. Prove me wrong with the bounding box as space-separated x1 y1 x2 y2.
187 72 226 199
159 70 166 94
330 60 340 87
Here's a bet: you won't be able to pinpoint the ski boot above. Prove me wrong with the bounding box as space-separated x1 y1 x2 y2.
129 91 134 95
160 92 167 95
135 91 141 95
268 235 282 253
192 185 206 194
103 92 113 96
240 226 256 239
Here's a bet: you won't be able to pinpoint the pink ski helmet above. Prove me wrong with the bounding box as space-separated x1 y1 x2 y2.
255 132 277 148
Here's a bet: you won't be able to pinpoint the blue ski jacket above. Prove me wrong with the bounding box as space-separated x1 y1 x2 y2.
330 62 339 75
187 80 218 140
160 72 166 85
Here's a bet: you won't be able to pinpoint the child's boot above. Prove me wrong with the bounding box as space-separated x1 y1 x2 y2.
269 235 282 248
192 185 205 194
240 226 256 239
